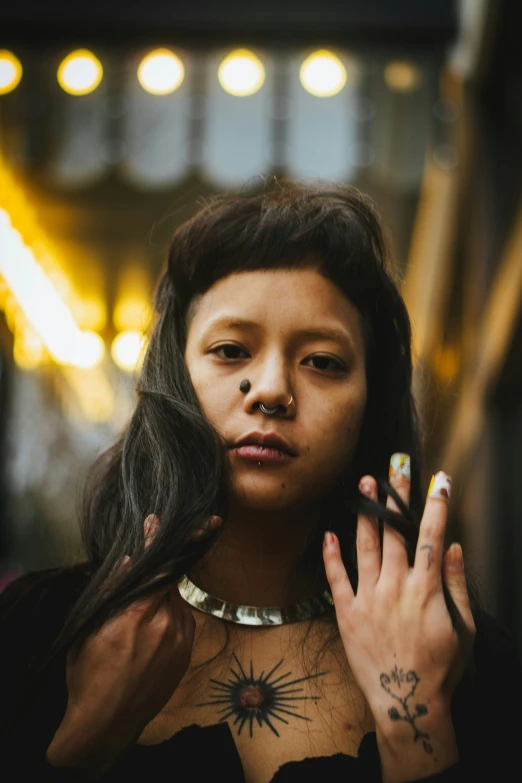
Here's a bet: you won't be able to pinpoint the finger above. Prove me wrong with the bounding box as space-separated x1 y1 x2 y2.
323 531 355 609
144 514 160 549
442 543 475 633
140 583 178 621
189 515 223 541
380 453 411 582
413 471 451 580
356 475 381 590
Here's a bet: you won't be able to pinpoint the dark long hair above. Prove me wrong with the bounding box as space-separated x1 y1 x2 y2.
46 179 481 670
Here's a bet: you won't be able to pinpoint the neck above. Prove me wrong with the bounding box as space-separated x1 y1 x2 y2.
187 503 325 607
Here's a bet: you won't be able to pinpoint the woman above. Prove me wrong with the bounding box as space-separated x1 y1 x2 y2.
1 181 520 782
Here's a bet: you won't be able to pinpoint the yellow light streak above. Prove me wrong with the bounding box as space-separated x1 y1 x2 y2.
0 209 105 368
13 324 46 370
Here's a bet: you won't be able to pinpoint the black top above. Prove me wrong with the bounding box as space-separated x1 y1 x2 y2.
1 564 521 782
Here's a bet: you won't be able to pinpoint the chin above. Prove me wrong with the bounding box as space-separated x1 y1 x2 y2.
232 477 317 512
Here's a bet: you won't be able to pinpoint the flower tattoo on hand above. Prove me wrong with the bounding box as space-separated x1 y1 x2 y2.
380 665 433 753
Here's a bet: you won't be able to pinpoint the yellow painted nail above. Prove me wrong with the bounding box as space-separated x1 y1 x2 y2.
428 471 452 500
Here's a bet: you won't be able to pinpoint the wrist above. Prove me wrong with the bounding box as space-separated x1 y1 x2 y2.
374 698 459 783
46 707 132 777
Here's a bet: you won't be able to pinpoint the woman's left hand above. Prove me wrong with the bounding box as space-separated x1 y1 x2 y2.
322 456 476 735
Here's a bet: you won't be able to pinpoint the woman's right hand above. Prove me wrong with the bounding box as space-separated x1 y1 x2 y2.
46 513 222 775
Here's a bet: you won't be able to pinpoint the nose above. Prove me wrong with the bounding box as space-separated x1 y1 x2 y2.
243 384 294 417
240 354 295 416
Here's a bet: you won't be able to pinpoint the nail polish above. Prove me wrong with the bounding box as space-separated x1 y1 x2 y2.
389 453 411 482
428 471 452 500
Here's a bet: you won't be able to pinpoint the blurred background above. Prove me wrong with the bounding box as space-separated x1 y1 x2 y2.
0 0 521 653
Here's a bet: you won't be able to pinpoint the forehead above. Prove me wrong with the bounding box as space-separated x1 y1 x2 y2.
186 268 361 334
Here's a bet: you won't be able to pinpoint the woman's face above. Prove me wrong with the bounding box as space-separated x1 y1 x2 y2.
184 268 368 512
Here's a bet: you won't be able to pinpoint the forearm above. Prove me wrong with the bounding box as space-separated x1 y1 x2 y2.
375 700 459 783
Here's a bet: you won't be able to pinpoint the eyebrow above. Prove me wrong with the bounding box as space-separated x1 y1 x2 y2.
203 317 355 350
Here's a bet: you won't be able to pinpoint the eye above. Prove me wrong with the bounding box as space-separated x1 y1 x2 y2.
307 355 345 373
209 344 346 373
211 344 248 361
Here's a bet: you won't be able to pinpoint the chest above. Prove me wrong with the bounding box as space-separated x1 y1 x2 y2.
137 615 375 783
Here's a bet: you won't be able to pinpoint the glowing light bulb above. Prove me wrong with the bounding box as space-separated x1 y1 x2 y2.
300 50 347 98
218 49 265 97
0 50 22 95
58 49 103 96
69 330 106 369
111 330 146 372
137 49 185 95
384 61 422 93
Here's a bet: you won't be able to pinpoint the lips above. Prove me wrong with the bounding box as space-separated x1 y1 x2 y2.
233 445 293 462
231 431 296 456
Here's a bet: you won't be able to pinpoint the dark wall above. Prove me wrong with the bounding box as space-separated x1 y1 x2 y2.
1 1 457 48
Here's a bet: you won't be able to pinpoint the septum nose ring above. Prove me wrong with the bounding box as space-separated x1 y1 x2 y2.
259 403 280 415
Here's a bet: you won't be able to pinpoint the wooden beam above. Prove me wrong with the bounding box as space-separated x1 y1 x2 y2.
402 70 469 366
402 156 459 364
442 202 522 478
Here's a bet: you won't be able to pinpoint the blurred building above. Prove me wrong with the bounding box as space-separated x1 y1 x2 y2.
0 0 521 652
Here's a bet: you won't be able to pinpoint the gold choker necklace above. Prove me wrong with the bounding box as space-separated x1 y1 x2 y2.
177 575 334 626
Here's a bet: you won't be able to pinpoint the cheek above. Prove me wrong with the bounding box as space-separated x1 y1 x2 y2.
185 367 213 417
196 389 223 424
345 394 367 449
317 388 366 460
185 356 219 415
192 383 236 438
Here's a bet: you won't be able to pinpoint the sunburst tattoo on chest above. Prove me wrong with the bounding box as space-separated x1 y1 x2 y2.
195 653 328 738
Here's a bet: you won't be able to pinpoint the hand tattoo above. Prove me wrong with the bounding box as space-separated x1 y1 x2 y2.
380 665 432 753
420 544 433 569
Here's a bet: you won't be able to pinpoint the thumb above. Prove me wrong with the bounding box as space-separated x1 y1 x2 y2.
442 543 474 629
